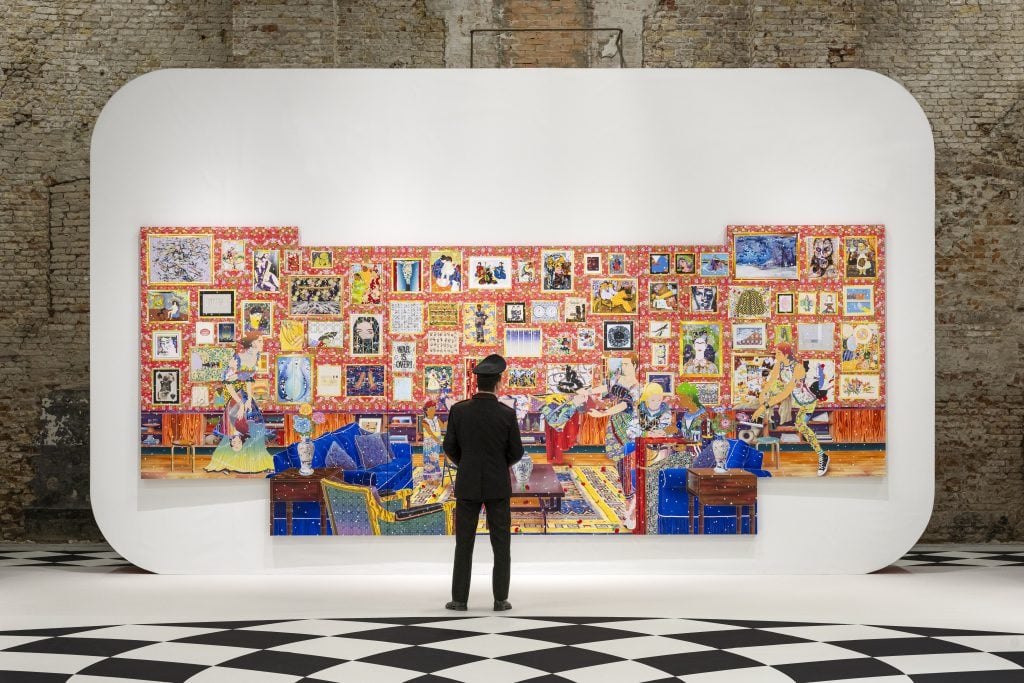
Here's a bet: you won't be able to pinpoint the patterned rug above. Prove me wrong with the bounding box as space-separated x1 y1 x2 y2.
410 466 630 534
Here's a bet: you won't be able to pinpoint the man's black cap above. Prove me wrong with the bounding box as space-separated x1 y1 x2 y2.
472 353 507 375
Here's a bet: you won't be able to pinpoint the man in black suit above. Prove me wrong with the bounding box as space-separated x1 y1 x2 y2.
443 353 524 612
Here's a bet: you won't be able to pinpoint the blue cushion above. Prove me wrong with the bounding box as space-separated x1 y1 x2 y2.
356 433 392 469
325 441 358 470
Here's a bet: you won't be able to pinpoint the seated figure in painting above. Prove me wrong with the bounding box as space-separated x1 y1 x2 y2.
205 333 275 474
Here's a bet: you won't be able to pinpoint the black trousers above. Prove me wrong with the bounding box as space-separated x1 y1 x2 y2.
451 497 511 603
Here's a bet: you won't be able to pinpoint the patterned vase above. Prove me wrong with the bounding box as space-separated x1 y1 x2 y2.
512 453 534 485
298 436 315 476
712 438 729 473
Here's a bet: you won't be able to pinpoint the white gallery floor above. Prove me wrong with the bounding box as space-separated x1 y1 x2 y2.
1 545 1023 682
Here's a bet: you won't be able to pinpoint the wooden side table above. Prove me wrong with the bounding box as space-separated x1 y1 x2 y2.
686 468 758 535
269 468 340 536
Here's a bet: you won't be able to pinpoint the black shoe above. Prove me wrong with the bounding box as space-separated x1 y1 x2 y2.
817 452 830 477
445 601 468 611
493 600 512 611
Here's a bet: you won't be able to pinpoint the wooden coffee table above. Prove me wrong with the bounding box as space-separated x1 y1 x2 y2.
269 467 340 536
509 464 564 534
686 468 758 535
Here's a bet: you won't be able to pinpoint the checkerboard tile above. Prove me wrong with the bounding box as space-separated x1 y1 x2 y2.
0 617 1020 682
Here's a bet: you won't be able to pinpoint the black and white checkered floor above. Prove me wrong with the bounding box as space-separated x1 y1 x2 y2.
1 616 1023 682
1 546 1022 682
3 546 1024 568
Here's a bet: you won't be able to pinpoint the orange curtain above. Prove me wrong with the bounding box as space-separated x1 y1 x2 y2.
283 413 355 444
578 414 609 446
161 413 206 446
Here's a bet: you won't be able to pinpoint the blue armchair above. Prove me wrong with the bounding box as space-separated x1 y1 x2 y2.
657 438 769 535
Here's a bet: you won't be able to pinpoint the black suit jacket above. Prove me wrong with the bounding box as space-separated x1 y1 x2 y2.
443 392 525 501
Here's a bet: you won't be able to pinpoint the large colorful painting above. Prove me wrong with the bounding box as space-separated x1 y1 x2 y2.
139 225 886 538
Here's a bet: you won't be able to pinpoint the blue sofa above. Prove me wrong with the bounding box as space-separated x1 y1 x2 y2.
270 423 414 536
657 438 771 535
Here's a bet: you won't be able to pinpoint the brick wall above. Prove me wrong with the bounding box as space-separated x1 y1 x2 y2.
0 0 1020 543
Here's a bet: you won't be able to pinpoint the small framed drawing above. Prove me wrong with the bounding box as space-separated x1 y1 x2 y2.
151 368 180 405
584 253 602 275
776 292 795 315
603 321 635 351
358 417 383 433
151 331 182 360
198 290 235 318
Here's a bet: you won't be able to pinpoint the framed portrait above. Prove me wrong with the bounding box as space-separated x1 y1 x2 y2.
732 323 767 350
806 236 841 278
288 277 343 316
309 249 334 270
428 249 463 293
151 331 182 360
649 321 672 339
151 368 181 405
350 313 383 356
358 417 383 433
423 365 454 397
345 364 386 397
584 253 602 275
843 285 875 316
503 302 526 324
818 291 840 316
602 320 634 351
252 248 281 293
679 322 723 377
844 236 879 278
732 231 799 280
467 256 512 290
674 252 696 275
349 263 384 306
392 259 423 293
503 327 542 358
427 302 460 326
307 321 344 349
316 364 342 397
564 297 587 324
577 327 597 351
146 290 189 323
463 302 498 346
699 252 730 278
776 292 795 315
198 290 235 318
282 248 302 274
219 239 245 273
276 355 313 404
240 300 273 336
690 285 718 313
147 233 213 285
649 252 671 275
590 278 638 315
194 321 216 345
540 250 574 292
216 322 236 343
608 252 626 276
649 281 679 312
530 301 560 324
